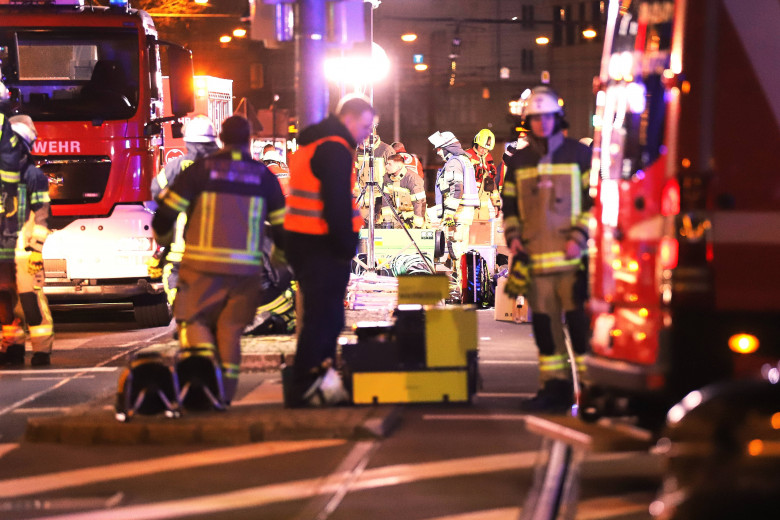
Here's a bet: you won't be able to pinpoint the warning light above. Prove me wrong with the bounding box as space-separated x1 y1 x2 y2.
729 333 759 354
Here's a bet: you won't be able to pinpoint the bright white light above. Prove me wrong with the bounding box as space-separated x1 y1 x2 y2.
324 42 391 86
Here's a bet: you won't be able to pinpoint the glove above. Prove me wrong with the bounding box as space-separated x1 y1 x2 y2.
504 251 531 298
146 246 168 279
28 251 44 275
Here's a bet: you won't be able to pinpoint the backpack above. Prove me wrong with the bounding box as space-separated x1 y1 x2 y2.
460 249 495 308
115 351 179 422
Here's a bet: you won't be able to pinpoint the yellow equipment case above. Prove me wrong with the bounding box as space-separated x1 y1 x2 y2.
342 305 478 404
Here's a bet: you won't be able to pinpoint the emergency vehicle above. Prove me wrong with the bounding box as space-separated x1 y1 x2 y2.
585 0 780 424
0 0 194 327
161 75 233 165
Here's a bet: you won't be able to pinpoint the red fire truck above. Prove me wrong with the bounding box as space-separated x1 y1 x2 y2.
584 0 780 423
161 75 233 166
0 0 194 327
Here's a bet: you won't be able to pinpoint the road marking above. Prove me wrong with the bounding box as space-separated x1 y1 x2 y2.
23 376 96 381
0 439 346 499
17 449 654 520
0 329 169 419
0 367 117 376
26 451 540 520
0 444 18 460
480 360 537 367
13 407 72 414
423 413 527 421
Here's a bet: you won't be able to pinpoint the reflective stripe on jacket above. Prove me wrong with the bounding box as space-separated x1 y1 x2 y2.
285 135 363 235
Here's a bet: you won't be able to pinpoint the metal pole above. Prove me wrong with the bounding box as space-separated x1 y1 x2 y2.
296 0 328 129
365 1 376 274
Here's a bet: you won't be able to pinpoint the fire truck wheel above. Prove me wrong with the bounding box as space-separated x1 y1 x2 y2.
133 293 173 328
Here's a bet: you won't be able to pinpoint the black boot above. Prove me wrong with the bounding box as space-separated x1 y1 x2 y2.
3 344 25 365
520 379 574 413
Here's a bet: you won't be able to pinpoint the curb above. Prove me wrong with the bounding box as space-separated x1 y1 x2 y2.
24 404 401 446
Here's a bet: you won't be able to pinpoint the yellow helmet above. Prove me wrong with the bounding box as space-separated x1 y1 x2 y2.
474 128 495 150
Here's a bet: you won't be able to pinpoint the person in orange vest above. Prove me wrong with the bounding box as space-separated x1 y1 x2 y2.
284 94 374 407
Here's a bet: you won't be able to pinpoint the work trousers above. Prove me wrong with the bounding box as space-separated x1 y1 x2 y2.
527 269 590 384
0 262 18 353
286 238 351 391
13 251 53 354
173 265 262 402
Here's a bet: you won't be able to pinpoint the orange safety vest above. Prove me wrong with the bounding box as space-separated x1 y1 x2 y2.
285 135 363 235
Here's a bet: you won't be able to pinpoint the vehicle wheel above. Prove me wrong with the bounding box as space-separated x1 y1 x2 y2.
133 294 172 328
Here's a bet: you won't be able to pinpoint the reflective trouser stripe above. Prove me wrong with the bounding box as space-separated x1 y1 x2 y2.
538 354 568 383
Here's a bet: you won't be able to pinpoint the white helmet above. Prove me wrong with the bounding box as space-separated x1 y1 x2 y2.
522 87 564 118
428 130 459 149
10 114 38 147
262 149 285 163
183 115 217 143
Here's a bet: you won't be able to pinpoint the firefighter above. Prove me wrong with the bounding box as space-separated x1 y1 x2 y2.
465 128 502 219
284 94 373 407
391 141 425 182
380 154 426 229
152 115 285 404
501 86 592 411
261 146 290 197
0 80 22 365
5 116 53 366
428 130 479 263
150 115 219 305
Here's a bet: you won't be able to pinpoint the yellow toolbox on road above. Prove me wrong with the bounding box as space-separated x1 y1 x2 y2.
343 305 478 404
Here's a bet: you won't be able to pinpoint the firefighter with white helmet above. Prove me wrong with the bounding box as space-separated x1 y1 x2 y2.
428 130 480 296
502 86 592 411
465 128 502 218
149 114 220 305
4 115 54 365
0 80 22 365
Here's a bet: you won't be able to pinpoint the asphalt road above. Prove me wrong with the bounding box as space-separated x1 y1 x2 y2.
0 308 663 520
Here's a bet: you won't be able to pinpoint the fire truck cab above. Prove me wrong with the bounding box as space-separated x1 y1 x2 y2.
585 0 780 424
0 0 194 327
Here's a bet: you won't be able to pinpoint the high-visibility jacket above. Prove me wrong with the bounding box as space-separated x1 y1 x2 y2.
0 113 21 262
285 136 363 235
155 149 286 276
501 132 591 274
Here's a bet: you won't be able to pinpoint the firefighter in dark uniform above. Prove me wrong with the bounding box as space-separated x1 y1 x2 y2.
151 115 220 305
152 116 285 403
7 115 53 366
502 86 592 411
284 94 374 407
0 80 22 365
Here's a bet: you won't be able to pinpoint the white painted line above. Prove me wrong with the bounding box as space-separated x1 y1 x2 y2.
21 449 652 520
23 376 95 381
13 407 72 414
422 507 520 520
423 413 527 422
0 444 18 460
0 367 117 375
0 439 346 499
477 392 536 398
0 328 171 419
480 360 537 365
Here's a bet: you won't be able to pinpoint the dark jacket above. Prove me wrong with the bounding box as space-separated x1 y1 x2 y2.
287 115 359 261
